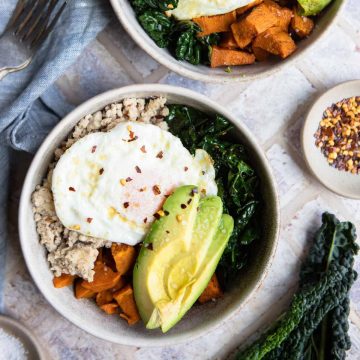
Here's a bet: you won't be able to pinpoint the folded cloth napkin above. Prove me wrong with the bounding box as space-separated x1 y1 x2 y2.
0 0 112 311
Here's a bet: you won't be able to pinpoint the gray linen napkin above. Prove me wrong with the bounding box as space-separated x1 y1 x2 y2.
0 0 112 311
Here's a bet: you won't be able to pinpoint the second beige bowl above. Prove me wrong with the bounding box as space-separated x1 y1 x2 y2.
110 0 345 83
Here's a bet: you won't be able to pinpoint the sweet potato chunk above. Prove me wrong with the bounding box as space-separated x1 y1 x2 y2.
291 10 314 38
198 274 223 304
264 0 293 31
220 32 239 49
231 3 279 48
253 27 296 59
236 0 264 16
252 45 270 61
75 281 96 299
96 290 114 306
194 11 237 37
81 262 121 293
113 284 140 325
53 274 75 288
211 46 255 67
111 243 137 275
100 303 119 315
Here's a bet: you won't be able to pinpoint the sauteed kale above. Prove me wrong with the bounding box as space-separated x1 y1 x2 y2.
130 0 219 65
165 105 261 287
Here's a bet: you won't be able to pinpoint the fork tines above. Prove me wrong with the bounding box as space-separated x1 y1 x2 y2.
6 0 68 49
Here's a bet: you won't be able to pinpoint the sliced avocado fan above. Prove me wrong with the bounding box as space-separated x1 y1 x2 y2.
133 185 234 333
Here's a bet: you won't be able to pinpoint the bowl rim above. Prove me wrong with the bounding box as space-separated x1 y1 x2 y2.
19 84 280 347
301 79 360 199
109 0 346 83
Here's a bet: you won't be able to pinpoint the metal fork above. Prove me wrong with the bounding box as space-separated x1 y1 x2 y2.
0 0 68 80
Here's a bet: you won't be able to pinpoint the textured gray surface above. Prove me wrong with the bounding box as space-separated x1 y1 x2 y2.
4 1 360 359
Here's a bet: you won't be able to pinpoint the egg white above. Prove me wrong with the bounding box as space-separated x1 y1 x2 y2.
52 121 217 246
170 0 255 20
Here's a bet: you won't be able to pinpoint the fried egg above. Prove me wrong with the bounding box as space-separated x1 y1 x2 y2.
52 121 217 246
170 0 255 20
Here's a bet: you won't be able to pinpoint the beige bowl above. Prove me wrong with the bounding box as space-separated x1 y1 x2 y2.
110 0 345 83
19 84 279 346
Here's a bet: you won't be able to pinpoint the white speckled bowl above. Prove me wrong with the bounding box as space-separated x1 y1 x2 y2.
302 80 360 199
19 85 279 347
110 0 345 83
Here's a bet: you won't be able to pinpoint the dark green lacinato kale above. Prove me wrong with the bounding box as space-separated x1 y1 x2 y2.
138 10 173 48
132 0 178 13
236 213 358 360
130 0 220 65
165 105 261 287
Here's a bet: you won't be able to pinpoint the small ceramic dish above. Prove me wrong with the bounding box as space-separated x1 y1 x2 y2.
302 80 360 199
109 0 345 83
0 315 46 359
19 84 279 347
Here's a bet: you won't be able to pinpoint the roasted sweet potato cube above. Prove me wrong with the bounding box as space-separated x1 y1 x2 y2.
194 11 237 37
81 262 121 293
53 274 75 288
96 290 114 306
220 32 239 49
198 274 223 304
111 243 137 275
264 0 293 31
253 27 296 59
231 3 279 48
113 284 140 325
236 0 264 16
211 46 255 67
291 10 314 38
75 281 96 299
100 303 119 315
252 45 270 61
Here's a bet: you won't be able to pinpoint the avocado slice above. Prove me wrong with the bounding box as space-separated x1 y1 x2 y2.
133 185 200 325
133 185 234 333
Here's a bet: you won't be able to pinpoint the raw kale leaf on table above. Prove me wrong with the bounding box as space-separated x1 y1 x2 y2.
130 0 219 65
236 212 358 360
165 105 261 287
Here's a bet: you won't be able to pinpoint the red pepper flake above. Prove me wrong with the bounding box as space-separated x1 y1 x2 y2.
69 187 76 192
99 168 104 175
153 185 161 195
184 166 188 172
156 151 164 159
153 213 161 220
86 218 93 223
129 131 135 139
164 194 170 198
91 146 97 153
128 136 138 142
123 202 130 209
135 166 141 173
126 177 132 182
140 145 147 153
190 188 198 196
143 217 148 224
181 204 187 209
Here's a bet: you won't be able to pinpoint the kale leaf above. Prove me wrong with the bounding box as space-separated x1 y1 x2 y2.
130 0 220 65
132 0 178 13
138 10 173 48
166 105 261 287
235 213 358 360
